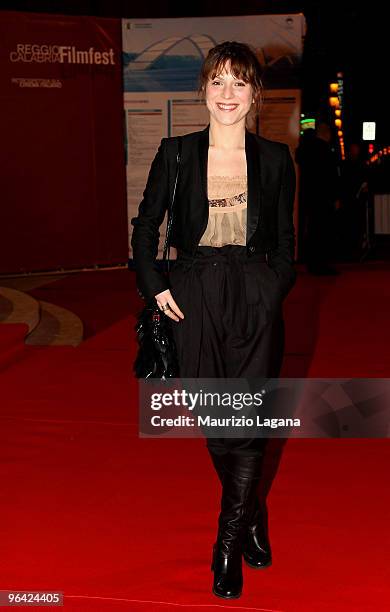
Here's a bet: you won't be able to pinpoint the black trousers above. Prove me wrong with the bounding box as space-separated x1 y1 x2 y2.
169 245 285 456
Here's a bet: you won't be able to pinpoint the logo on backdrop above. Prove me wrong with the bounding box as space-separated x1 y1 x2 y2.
10 44 115 65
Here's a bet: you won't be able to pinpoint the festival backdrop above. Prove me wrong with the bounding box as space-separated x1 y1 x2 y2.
0 11 128 274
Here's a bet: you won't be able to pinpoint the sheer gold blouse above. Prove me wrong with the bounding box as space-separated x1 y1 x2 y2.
198 175 247 247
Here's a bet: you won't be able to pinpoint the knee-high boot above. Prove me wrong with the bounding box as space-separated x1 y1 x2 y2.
208 448 272 569
210 453 262 598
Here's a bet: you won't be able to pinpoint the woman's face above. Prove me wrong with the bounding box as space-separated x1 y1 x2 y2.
205 60 253 128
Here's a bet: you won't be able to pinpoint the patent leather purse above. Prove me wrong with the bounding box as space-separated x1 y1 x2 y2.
133 136 182 379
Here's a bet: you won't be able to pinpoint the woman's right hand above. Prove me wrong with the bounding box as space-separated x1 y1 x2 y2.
155 289 184 322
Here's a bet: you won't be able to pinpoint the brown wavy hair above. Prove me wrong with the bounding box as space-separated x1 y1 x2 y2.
197 41 264 118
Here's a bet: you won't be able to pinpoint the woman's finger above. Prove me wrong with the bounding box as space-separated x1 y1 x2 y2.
167 296 184 320
157 301 179 322
156 298 183 322
162 308 180 323
155 290 173 314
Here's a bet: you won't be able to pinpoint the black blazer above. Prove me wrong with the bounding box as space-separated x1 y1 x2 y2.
131 124 297 301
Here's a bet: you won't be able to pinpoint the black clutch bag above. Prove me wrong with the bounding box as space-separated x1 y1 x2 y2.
133 136 182 379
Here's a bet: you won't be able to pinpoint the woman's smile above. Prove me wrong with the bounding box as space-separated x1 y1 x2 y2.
216 103 239 112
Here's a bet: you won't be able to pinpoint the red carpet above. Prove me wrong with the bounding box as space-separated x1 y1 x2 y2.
1 265 390 611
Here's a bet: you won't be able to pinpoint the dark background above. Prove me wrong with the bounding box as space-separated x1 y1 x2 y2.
1 1 388 146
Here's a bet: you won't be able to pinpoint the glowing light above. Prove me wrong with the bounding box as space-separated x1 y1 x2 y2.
362 122 376 141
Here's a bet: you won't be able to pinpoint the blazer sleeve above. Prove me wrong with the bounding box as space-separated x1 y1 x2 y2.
268 144 297 298
130 138 171 301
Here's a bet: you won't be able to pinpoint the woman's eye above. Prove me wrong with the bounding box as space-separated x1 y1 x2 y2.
211 80 245 86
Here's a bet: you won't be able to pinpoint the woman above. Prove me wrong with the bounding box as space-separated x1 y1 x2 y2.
131 41 296 599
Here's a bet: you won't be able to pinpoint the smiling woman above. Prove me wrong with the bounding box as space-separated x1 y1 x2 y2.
205 65 253 131
131 40 296 601
197 40 264 121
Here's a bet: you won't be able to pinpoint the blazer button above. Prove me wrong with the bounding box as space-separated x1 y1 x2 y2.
249 246 255 253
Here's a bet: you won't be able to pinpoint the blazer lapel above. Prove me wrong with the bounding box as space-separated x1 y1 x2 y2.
197 124 262 245
245 128 262 244
198 124 209 205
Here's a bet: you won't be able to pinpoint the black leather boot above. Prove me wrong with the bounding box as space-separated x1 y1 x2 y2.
242 498 272 569
208 449 272 569
210 453 262 599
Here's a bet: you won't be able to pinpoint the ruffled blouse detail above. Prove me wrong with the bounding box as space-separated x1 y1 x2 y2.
198 175 247 247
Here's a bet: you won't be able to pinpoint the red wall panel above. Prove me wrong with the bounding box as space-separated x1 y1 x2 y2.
0 11 128 273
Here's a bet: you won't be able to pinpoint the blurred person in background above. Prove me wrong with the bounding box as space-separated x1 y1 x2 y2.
340 142 369 259
296 122 341 274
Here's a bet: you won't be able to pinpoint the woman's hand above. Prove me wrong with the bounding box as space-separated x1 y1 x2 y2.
155 289 184 322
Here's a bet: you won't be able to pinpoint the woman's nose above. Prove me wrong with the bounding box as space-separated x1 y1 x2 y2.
221 84 234 98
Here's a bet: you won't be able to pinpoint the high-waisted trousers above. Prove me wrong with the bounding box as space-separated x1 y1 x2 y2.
169 244 285 457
